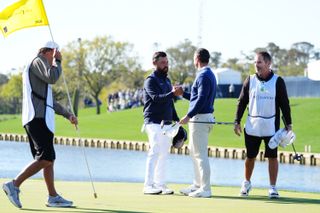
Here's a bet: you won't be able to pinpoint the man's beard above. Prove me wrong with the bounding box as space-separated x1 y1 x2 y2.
159 66 168 73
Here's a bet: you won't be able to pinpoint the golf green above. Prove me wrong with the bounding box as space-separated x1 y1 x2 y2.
1 179 319 213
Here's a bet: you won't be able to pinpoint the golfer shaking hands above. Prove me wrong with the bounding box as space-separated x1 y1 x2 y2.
142 51 182 195
179 48 217 198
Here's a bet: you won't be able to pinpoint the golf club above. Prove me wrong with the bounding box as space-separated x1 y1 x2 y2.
61 68 98 198
281 116 301 162
160 120 234 128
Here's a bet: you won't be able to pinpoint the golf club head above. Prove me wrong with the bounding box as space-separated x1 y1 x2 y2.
293 154 302 161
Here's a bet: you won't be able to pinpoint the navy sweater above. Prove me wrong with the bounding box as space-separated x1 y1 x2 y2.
183 66 217 118
143 70 179 124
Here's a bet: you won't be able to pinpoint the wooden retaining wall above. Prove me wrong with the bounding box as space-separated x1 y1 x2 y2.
1 133 319 166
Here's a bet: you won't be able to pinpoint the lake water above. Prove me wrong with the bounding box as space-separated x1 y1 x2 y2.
0 140 319 193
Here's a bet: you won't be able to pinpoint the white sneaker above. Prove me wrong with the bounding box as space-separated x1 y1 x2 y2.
155 185 174 195
143 185 162 195
240 180 252 197
2 181 22 208
46 194 73 207
268 186 280 199
180 184 200 196
188 189 212 198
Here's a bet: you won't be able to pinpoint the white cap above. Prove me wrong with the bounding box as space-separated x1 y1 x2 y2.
43 41 59 50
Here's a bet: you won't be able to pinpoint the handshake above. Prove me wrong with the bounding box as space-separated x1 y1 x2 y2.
172 85 183 96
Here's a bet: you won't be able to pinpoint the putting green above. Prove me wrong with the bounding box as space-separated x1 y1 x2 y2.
0 179 319 213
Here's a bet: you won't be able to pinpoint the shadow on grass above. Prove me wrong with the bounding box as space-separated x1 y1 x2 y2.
22 207 151 213
214 195 320 205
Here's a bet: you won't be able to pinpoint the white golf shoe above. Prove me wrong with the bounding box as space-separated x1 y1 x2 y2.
155 185 174 195
268 186 280 199
188 189 212 198
240 180 252 197
143 185 162 195
2 181 22 208
179 184 200 196
46 194 73 207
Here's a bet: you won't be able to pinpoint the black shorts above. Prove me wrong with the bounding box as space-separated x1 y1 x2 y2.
24 118 55 161
244 129 277 158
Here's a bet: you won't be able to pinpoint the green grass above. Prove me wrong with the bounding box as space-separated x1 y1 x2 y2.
0 98 319 153
0 179 319 213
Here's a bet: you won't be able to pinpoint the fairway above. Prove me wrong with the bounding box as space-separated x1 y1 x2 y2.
0 98 319 152
0 179 319 213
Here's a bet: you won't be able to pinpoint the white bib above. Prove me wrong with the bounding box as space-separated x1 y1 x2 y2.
245 74 278 137
22 63 55 133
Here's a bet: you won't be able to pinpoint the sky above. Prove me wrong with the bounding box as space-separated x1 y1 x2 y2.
0 0 320 74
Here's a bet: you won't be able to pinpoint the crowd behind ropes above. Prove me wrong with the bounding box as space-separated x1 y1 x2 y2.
105 84 192 112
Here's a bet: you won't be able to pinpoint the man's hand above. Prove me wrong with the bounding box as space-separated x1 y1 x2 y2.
234 123 242 136
69 114 78 125
286 124 293 132
179 115 190 125
172 85 183 96
53 49 62 61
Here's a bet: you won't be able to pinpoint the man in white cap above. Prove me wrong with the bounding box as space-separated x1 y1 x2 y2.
2 41 78 208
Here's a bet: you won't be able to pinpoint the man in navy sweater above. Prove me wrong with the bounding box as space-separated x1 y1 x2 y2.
179 48 217 198
143 51 182 195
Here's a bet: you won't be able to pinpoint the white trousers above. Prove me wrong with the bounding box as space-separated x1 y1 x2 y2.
188 114 214 191
144 124 172 187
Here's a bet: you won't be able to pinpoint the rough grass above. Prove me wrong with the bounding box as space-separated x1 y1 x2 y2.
0 98 319 153
0 179 319 213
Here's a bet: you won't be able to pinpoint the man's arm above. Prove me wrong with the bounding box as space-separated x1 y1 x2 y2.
144 77 174 103
182 91 191 100
53 100 78 125
53 100 72 119
30 57 62 84
234 76 250 136
276 77 292 130
235 76 250 124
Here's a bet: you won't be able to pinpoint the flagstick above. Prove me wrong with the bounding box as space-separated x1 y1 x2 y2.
48 25 98 199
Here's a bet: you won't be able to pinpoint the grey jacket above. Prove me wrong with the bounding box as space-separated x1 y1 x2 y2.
29 55 71 119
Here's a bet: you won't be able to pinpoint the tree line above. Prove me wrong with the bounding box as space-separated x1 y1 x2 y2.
0 36 319 115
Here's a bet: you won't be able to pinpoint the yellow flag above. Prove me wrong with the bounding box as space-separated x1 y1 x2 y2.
0 0 49 37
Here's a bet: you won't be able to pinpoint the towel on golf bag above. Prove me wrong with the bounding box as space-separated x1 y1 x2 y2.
268 128 296 149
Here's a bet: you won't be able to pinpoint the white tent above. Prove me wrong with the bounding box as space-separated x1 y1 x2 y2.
213 68 242 85
307 60 320 81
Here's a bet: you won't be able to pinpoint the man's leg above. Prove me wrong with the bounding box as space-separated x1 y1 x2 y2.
43 162 58 197
193 125 211 192
244 157 255 181
143 124 161 194
268 158 278 185
14 160 52 187
153 130 171 187
188 124 201 188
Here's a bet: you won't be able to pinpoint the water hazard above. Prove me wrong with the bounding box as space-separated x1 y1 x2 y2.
0 140 319 193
